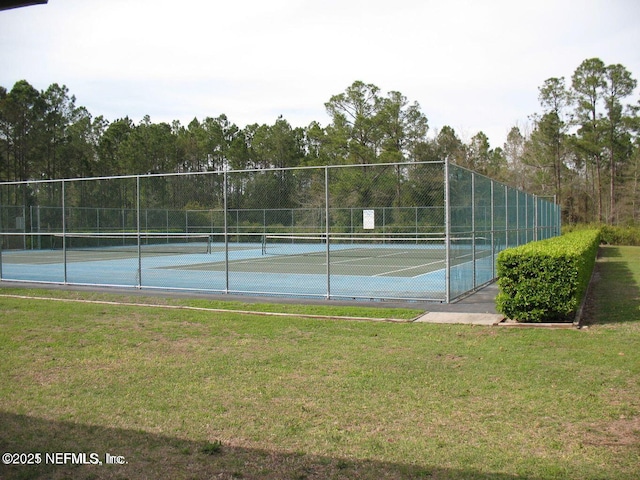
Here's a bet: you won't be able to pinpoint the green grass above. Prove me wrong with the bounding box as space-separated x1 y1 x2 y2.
0 246 639 479
583 245 640 325
0 287 424 321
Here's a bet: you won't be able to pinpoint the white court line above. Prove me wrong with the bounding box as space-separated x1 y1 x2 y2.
328 249 413 266
373 259 445 277
377 250 488 278
196 249 447 278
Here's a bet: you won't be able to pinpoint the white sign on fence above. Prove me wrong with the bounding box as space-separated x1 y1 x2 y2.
363 209 375 230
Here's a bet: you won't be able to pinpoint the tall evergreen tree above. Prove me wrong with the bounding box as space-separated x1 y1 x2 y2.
602 63 637 223
571 58 607 222
0 80 42 182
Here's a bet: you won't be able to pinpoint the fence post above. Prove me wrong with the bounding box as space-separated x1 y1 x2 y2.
0 197 3 280
516 191 520 246
504 185 508 249
490 179 495 280
62 181 67 284
223 171 229 294
136 176 142 288
533 195 539 242
325 166 331 299
471 171 476 289
22 204 26 250
444 159 451 303
556 197 561 236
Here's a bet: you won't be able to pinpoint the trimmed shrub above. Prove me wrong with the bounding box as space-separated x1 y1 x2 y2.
496 229 600 322
600 225 640 246
563 224 640 246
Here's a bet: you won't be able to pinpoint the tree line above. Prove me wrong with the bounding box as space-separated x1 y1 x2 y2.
1 58 638 225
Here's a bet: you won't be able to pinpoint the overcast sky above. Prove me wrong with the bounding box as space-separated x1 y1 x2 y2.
1 0 639 148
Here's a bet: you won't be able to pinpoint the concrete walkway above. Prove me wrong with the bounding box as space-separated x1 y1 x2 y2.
412 283 578 328
414 311 504 325
413 282 505 325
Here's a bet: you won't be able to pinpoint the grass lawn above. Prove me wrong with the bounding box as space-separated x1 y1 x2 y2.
0 245 638 479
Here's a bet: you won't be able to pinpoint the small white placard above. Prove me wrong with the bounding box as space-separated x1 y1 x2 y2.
363 210 375 230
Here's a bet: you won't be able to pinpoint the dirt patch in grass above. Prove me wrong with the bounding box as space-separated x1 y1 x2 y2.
582 416 640 448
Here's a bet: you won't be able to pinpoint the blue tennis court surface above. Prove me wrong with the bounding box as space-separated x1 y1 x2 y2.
0 240 494 301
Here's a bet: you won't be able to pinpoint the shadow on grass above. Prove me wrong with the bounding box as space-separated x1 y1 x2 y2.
0 411 534 480
583 246 640 325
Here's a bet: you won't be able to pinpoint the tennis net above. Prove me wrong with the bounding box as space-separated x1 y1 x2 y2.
22 232 212 255
261 233 448 259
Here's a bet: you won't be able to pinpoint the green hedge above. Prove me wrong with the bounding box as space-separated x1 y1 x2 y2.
496 229 600 322
563 224 640 246
599 225 640 246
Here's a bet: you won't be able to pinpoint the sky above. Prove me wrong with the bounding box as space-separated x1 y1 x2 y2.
1 0 639 149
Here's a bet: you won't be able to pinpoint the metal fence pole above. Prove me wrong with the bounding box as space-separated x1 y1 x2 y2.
557 198 562 236
504 185 509 249
516 191 520 246
490 179 495 279
223 171 229 293
533 195 539 242
325 166 331 299
471 171 476 289
444 159 451 303
62 181 67 284
136 175 142 288
21 205 26 250
0 199 3 280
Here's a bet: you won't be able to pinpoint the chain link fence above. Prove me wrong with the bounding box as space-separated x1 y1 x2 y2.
0 161 560 302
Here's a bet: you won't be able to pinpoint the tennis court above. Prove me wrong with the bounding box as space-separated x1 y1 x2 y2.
0 161 560 302
0 232 494 301
181 235 489 277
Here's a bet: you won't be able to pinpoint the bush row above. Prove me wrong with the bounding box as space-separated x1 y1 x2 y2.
599 225 640 246
563 224 640 246
496 229 600 322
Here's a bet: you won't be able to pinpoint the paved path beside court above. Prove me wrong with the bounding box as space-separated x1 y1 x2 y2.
413 282 505 325
414 311 504 325
413 282 578 328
